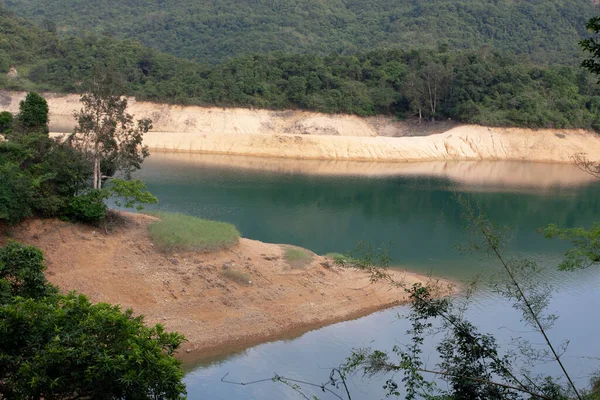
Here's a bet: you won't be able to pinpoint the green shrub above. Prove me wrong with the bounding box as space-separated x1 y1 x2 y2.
221 269 251 285
17 92 49 134
0 111 13 134
148 212 240 252
284 247 313 269
108 179 158 210
325 252 358 266
0 292 186 399
64 190 107 222
0 241 54 300
0 162 33 224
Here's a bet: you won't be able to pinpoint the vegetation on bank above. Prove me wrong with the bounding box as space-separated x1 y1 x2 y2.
0 75 156 225
148 212 240 253
0 72 188 397
325 252 358 266
4 9 600 129
3 0 597 65
283 246 313 269
221 268 252 286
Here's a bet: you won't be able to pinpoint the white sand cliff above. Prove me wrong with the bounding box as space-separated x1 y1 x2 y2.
2 90 599 163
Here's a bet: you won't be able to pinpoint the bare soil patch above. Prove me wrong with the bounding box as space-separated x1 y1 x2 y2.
1 212 441 363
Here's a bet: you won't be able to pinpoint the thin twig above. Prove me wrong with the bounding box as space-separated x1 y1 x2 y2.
221 372 347 400
463 199 583 400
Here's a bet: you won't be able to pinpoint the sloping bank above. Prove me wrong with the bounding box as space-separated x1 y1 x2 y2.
2 213 446 362
2 90 600 163
142 127 600 163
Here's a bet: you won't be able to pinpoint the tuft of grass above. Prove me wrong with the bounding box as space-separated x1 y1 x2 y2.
148 212 240 252
221 269 251 285
325 252 357 266
283 246 313 269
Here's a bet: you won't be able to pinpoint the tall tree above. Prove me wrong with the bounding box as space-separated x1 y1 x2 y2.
69 69 152 189
403 71 426 123
17 92 49 134
421 63 451 122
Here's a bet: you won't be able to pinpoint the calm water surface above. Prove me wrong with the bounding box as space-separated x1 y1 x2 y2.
134 153 600 400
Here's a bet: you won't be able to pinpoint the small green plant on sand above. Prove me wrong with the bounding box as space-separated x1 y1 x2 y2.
221 269 251 285
148 212 240 252
325 252 358 266
284 247 313 269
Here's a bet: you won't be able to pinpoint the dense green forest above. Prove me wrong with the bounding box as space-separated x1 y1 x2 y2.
2 0 598 65
3 8 600 129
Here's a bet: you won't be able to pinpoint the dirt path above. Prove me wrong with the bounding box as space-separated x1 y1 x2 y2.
1 213 442 362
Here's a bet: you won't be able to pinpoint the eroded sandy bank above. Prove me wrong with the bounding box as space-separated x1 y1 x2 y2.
3 90 599 164
2 213 443 362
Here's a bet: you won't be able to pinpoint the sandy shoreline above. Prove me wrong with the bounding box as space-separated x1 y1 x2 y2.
2 213 446 363
3 90 600 165
140 127 600 164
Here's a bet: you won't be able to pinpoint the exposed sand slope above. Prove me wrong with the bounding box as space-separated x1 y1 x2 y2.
142 127 600 163
1 213 438 361
2 90 599 163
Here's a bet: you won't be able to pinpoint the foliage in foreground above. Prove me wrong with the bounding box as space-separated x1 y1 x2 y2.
0 240 187 399
148 212 240 252
333 199 600 400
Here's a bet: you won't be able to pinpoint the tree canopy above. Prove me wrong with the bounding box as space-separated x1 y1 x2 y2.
3 10 600 130
2 0 598 65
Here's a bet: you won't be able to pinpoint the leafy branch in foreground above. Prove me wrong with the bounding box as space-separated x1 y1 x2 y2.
0 241 187 399
334 195 598 400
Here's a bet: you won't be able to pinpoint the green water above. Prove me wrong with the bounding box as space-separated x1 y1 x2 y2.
132 153 600 400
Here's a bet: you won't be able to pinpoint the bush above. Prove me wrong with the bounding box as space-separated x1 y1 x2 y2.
108 178 158 210
64 190 108 222
0 241 54 300
148 212 240 252
0 162 34 224
325 252 358 266
0 241 187 399
17 91 49 134
221 268 251 285
0 293 186 399
0 111 13 134
284 246 313 269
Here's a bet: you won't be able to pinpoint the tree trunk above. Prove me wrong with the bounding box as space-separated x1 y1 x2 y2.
93 151 101 190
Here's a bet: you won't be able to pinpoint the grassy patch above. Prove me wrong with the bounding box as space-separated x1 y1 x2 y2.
148 212 240 252
284 246 313 269
221 269 251 285
325 252 358 266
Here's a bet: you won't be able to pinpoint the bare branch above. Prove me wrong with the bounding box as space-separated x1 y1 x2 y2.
571 153 600 178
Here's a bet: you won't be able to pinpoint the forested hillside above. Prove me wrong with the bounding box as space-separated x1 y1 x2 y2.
2 0 598 65
3 8 600 130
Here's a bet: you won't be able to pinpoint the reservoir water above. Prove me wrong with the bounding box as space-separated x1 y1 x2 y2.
134 153 600 399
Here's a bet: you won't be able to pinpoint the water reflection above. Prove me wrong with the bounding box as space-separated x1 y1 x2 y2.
132 153 600 399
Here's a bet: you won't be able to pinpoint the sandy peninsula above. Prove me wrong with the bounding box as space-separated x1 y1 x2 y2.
1 213 441 362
